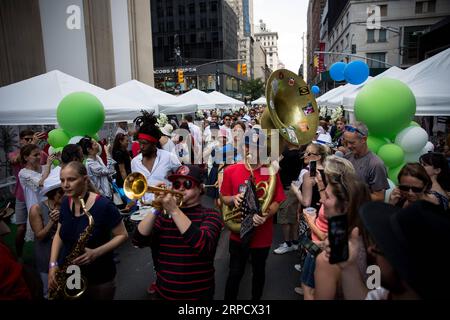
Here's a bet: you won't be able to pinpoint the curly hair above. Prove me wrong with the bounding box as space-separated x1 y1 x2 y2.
133 110 162 142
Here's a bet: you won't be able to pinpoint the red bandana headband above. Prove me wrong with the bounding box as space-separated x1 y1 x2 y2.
138 133 158 143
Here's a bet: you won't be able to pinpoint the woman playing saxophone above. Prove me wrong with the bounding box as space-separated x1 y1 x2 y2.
48 161 128 299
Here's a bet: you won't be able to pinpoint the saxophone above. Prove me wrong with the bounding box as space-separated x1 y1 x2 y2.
48 197 95 300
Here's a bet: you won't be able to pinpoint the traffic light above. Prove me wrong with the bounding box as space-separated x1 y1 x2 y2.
242 63 247 76
177 69 184 83
237 63 241 74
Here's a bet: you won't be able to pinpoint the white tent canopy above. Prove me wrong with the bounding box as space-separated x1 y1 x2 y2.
394 48 450 116
316 85 347 107
208 91 245 109
0 70 146 125
108 80 196 115
175 88 217 110
251 96 267 105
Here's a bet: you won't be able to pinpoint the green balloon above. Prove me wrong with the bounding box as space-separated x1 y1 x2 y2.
367 135 387 154
57 92 105 136
388 163 405 185
355 78 416 140
52 159 61 167
377 143 405 168
90 133 100 141
47 129 70 148
410 121 420 127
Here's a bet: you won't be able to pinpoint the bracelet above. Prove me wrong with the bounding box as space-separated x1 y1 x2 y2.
49 261 59 269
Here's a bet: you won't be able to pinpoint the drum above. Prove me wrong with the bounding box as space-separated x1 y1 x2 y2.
130 207 155 222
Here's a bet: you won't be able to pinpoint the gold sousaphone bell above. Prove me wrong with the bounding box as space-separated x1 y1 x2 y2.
260 69 319 152
123 172 183 209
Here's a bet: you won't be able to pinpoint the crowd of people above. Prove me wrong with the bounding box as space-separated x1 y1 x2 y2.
1 105 450 301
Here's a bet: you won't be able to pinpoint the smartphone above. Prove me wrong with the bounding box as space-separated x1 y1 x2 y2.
299 236 322 257
328 214 349 264
309 160 317 177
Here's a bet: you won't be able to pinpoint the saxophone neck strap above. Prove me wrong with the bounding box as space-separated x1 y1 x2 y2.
70 192 95 215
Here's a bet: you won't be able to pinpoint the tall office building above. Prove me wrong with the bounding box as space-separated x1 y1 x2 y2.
151 0 241 96
254 19 280 72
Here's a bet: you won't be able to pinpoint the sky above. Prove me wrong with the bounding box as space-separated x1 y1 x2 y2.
253 0 308 73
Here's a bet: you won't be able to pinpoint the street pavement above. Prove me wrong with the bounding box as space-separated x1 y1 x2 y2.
114 195 303 300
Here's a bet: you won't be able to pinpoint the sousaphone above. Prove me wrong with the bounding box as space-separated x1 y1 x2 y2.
260 69 319 152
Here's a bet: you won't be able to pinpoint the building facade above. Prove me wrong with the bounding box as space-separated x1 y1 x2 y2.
253 40 269 81
309 0 450 89
0 0 154 88
254 19 280 72
151 0 242 97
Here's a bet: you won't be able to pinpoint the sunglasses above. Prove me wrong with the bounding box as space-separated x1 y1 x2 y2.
172 180 196 190
344 125 366 137
398 185 424 193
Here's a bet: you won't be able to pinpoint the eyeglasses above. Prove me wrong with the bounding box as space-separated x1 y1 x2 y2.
172 180 196 190
398 185 424 193
224 118 231 121
344 125 366 137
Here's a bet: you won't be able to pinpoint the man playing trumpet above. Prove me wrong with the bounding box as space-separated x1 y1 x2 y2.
132 165 223 300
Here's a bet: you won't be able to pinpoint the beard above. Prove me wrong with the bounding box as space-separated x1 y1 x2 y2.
142 144 157 158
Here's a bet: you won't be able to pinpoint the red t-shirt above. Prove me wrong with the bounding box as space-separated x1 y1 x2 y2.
221 163 286 248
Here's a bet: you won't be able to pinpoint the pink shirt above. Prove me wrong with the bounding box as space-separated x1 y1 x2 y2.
312 205 328 243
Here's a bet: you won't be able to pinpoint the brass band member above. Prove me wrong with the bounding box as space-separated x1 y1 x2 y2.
221 128 286 300
48 161 128 299
132 165 223 300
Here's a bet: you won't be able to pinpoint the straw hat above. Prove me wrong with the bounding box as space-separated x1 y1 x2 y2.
160 124 174 137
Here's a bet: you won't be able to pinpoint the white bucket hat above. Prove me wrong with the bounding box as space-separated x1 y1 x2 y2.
41 170 62 196
160 124 174 137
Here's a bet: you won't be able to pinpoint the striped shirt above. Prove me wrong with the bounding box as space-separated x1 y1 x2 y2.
133 205 223 300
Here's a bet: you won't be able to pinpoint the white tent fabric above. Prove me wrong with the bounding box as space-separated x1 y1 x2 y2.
342 66 405 111
0 70 145 125
108 80 197 115
174 88 217 110
394 48 450 116
251 96 267 105
316 85 347 107
208 91 245 109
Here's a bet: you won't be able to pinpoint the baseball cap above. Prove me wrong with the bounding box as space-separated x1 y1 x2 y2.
359 200 450 299
314 133 332 146
167 165 204 184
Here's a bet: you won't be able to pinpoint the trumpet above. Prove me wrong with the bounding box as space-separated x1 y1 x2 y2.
123 172 183 210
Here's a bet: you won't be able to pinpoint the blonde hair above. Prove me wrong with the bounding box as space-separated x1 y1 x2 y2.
324 155 355 178
307 143 330 163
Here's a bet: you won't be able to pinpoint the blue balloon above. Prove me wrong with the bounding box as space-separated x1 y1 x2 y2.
329 62 347 81
311 85 320 94
344 60 369 85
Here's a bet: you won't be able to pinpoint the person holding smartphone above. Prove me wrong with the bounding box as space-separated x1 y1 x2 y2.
313 156 371 300
290 143 329 299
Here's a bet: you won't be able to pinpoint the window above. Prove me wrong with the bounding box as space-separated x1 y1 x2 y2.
200 18 207 28
199 2 206 13
366 52 386 68
188 3 195 15
212 32 219 42
179 20 186 29
415 1 436 13
379 29 387 42
367 30 375 43
178 5 185 16
167 21 174 31
210 18 218 28
210 1 218 12
380 4 387 16
345 33 349 48
189 20 196 29
403 25 429 64
166 6 173 17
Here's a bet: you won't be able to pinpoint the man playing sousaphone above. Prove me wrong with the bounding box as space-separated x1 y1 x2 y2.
221 128 286 300
132 165 223 300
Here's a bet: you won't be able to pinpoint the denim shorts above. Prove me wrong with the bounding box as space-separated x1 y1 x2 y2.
14 200 28 225
300 253 316 288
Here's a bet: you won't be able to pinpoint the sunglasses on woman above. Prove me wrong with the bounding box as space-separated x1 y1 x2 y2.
398 185 424 193
172 180 196 190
